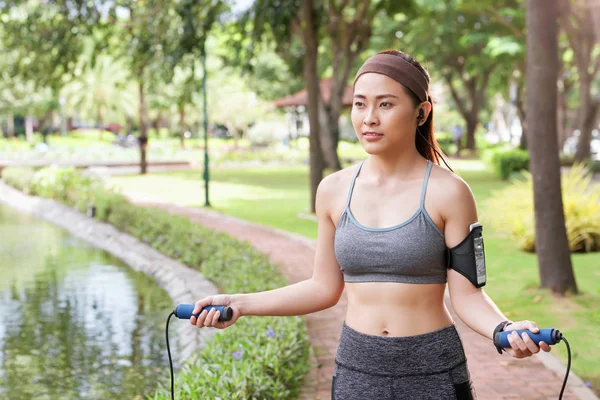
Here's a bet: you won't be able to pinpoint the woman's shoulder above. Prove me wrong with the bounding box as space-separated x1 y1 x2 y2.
318 162 362 193
428 162 476 205
316 162 363 211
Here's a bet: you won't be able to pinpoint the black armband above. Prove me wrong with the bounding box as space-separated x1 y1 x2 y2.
447 222 487 288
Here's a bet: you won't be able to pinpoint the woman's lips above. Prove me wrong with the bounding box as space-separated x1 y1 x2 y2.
363 131 384 141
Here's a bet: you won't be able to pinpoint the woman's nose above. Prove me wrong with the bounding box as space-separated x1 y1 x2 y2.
363 109 379 126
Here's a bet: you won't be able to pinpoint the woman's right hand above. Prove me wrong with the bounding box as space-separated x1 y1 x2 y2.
190 294 241 330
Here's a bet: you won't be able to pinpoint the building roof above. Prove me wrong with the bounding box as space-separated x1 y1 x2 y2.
273 77 353 108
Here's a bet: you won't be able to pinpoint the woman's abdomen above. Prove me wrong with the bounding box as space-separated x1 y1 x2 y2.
344 281 453 337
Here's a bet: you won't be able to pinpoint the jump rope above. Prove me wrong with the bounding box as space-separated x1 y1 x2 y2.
163 131 572 399
165 304 571 400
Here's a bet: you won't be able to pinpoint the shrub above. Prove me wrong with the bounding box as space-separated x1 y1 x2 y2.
247 120 288 146
1 167 36 193
486 163 600 253
2 166 311 399
435 132 455 155
488 148 530 180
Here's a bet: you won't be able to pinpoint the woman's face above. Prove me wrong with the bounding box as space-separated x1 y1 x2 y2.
351 72 420 156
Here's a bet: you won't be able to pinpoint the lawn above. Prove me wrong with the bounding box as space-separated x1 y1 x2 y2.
108 158 600 391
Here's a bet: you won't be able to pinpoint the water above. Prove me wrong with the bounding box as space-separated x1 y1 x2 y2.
0 203 178 399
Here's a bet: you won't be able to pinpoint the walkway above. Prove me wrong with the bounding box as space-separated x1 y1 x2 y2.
126 195 596 400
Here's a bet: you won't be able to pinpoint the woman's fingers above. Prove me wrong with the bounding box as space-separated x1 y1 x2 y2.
204 308 220 327
195 309 209 328
190 307 224 328
508 331 532 357
539 341 552 352
521 331 541 354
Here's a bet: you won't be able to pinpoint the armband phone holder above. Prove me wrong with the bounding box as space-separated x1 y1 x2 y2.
447 222 487 288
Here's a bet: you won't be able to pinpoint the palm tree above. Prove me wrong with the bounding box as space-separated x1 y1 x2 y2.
526 0 577 294
62 55 137 140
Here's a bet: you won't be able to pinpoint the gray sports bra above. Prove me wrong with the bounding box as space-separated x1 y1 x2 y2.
334 160 448 284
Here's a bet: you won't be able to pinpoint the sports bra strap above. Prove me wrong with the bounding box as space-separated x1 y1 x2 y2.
345 160 366 208
420 161 433 209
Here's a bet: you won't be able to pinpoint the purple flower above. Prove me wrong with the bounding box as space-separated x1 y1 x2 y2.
266 327 276 338
233 349 243 361
585 382 592 387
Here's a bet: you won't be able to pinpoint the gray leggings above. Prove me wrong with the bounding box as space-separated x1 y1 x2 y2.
332 322 476 400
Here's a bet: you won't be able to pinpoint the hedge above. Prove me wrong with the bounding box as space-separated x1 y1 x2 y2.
488 148 530 180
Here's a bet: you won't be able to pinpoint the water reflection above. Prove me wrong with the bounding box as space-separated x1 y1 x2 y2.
0 203 178 399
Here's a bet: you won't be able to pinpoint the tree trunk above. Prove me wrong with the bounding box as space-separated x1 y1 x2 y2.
465 115 477 150
138 81 148 174
179 106 186 148
97 109 104 141
25 115 34 143
516 79 528 150
526 0 577 295
556 88 566 151
227 122 240 149
302 0 325 213
318 100 341 171
444 73 489 151
152 112 161 138
7 112 14 138
574 77 594 162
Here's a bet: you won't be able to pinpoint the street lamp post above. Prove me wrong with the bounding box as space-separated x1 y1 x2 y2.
201 44 211 207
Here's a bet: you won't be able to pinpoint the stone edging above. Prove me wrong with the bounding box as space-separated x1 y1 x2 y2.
0 180 220 366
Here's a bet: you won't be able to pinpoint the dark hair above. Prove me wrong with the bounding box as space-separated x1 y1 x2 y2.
377 49 451 170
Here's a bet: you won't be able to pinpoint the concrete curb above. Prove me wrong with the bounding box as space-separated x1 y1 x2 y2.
536 351 598 400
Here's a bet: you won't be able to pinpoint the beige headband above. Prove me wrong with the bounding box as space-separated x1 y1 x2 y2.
354 54 429 102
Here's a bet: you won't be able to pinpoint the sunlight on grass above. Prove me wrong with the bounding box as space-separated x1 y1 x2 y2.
108 166 318 238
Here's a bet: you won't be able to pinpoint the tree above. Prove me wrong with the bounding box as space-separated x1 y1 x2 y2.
61 55 137 140
302 0 326 212
397 0 523 151
110 1 174 174
526 0 577 294
559 0 600 162
237 0 414 211
0 0 107 138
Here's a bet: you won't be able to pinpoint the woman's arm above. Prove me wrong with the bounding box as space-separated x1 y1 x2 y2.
191 174 345 327
443 175 551 358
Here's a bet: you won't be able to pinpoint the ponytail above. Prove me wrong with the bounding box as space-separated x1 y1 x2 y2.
416 96 454 172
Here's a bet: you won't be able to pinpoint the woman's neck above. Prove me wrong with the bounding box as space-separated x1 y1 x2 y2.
365 149 427 181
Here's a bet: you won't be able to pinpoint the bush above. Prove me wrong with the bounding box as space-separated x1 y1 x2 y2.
435 132 455 155
486 163 600 253
488 148 530 180
247 120 288 146
1 166 36 193
2 166 311 399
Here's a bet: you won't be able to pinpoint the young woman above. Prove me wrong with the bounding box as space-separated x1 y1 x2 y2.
189 49 552 399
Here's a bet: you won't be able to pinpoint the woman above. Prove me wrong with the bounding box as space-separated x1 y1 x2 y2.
190 49 551 399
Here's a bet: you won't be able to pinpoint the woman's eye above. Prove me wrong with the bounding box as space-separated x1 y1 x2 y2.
380 102 391 107
354 102 364 107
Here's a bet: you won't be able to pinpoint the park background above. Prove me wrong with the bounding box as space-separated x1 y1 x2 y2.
0 0 599 399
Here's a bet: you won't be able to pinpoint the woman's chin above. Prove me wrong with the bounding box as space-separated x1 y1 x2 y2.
361 142 386 155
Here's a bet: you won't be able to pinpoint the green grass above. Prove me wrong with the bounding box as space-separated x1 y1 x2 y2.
108 158 600 392
109 166 319 238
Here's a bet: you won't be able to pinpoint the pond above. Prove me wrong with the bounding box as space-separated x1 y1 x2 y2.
0 202 178 399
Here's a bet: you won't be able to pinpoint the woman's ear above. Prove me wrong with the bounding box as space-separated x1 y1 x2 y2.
417 101 432 126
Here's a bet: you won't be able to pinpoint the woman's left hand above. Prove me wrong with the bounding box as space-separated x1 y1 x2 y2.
503 320 552 358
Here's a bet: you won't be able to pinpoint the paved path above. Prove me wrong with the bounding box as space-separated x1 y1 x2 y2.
125 195 596 400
